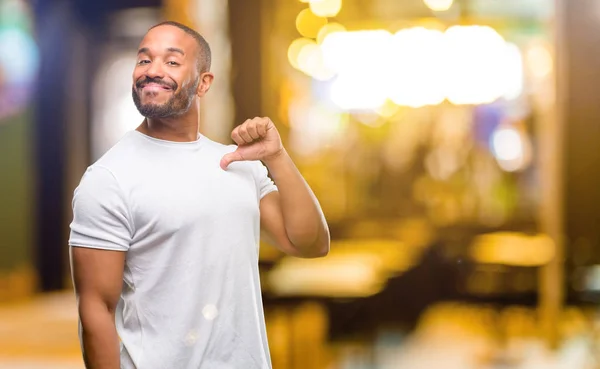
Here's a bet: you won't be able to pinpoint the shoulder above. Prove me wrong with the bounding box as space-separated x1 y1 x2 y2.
74 165 123 202
74 133 139 196
78 131 151 189
92 132 140 172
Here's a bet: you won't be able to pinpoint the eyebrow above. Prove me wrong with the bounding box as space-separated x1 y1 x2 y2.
166 47 185 56
137 47 185 56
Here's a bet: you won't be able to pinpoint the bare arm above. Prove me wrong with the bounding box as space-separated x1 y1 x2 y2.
260 149 330 258
70 246 125 369
218 116 329 258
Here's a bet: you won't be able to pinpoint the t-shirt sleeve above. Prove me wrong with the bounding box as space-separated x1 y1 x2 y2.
69 166 134 251
254 161 278 200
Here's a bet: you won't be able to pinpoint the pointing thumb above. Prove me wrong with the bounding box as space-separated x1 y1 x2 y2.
220 150 243 170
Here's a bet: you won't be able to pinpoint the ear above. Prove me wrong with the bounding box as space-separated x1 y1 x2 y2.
197 72 214 97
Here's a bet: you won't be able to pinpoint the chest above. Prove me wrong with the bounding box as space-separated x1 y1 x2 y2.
127 162 260 240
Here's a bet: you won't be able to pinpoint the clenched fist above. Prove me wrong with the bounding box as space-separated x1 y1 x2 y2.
220 117 284 170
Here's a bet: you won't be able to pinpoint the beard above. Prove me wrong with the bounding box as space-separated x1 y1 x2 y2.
132 77 199 119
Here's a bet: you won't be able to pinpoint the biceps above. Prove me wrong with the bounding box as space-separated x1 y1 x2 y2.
259 192 302 257
70 247 126 312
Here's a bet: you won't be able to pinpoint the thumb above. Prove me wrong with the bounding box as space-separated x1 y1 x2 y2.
220 150 244 170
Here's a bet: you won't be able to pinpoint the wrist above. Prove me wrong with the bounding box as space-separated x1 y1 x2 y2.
262 147 288 169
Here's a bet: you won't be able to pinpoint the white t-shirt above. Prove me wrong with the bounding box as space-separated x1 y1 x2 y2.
69 130 278 369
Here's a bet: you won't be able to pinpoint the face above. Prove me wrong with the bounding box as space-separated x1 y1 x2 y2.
132 25 213 119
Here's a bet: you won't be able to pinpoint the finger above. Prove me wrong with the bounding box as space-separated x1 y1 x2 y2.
256 119 268 137
231 128 246 146
231 120 251 144
246 121 260 140
238 125 254 143
220 150 244 170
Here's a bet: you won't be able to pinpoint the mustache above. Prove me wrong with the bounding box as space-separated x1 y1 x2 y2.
136 77 177 90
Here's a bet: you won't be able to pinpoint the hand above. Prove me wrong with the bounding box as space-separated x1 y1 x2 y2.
220 117 284 170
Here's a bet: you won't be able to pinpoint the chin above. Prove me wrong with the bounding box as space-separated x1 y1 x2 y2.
140 103 166 110
142 93 168 101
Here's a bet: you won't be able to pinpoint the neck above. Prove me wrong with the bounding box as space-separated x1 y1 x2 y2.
137 104 200 142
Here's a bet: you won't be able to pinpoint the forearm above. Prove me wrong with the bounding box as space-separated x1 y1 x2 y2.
264 149 330 255
78 300 120 369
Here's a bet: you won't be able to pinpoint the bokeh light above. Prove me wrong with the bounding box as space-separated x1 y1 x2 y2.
316 22 346 44
423 0 454 12
502 43 524 100
297 42 335 81
309 0 342 18
0 28 38 85
443 25 514 105
388 27 446 108
321 30 393 74
492 127 523 162
491 125 532 172
296 25 525 110
526 41 553 80
296 8 327 39
322 30 392 110
288 38 315 70
0 0 39 120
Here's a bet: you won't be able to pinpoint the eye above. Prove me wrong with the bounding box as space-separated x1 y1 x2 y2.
167 61 180 66
138 60 150 65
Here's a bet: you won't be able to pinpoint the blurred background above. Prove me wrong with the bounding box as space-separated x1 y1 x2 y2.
1 0 600 367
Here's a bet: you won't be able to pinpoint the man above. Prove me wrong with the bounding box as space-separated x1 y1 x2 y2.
69 21 330 369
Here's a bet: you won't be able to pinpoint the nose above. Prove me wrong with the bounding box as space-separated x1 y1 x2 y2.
145 61 165 79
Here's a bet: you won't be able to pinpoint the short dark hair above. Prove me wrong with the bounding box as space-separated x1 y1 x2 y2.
149 21 212 73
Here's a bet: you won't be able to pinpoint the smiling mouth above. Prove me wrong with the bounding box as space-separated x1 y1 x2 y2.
141 83 173 91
